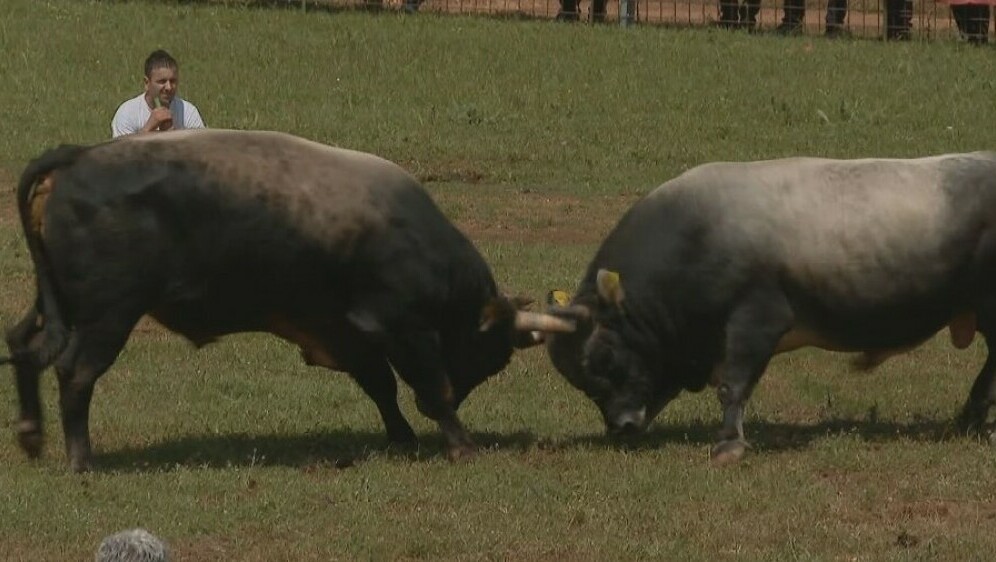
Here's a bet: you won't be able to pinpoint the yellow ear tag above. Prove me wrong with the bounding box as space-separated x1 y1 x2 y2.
551 290 571 306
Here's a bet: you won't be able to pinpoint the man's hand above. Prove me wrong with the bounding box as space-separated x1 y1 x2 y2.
143 107 173 132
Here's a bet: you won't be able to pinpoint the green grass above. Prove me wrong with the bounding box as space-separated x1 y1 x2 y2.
2 1 996 560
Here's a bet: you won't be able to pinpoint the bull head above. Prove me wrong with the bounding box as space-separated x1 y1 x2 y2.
544 269 677 436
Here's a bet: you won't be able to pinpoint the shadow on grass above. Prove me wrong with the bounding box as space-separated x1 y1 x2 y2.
89 414 980 472
559 415 969 454
93 428 542 472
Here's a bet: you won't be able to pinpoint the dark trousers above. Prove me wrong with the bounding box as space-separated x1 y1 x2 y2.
719 0 761 29
885 0 914 39
780 0 848 33
557 0 609 21
952 4 992 44
826 0 848 28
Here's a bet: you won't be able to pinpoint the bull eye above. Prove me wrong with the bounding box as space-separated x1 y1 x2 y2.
586 346 615 377
608 363 629 386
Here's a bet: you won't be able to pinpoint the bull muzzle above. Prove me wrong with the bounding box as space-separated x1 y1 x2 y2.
607 407 647 437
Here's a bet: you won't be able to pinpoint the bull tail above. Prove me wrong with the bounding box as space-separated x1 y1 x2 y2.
9 144 90 368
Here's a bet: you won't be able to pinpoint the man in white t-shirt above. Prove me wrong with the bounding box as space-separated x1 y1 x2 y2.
111 49 206 138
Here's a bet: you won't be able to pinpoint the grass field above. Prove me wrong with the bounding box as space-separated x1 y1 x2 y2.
2 1 996 560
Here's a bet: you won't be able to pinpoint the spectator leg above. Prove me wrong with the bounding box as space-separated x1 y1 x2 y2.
591 0 608 22
740 0 761 31
885 0 913 40
556 0 581 21
778 0 806 33
826 0 848 36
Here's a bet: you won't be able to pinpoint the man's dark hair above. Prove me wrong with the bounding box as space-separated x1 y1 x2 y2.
143 50 178 78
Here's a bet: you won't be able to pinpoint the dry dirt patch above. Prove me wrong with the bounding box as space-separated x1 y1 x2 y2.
428 185 636 244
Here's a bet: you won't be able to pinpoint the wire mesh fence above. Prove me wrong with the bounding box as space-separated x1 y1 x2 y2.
275 0 994 42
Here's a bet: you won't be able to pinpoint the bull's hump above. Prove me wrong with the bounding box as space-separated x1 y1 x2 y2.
634 154 996 302
102 129 424 243
649 153 996 240
115 129 410 189
650 153 983 199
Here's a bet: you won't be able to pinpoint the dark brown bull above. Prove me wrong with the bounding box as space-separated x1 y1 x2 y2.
4 129 573 472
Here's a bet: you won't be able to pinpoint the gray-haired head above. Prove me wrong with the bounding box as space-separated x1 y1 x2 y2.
96 529 169 562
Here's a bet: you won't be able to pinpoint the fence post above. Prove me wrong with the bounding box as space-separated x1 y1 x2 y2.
619 0 635 26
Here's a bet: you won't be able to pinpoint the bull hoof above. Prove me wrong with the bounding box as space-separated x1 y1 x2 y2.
69 457 92 474
955 407 986 435
446 443 477 462
385 437 419 458
710 439 750 466
387 427 418 448
16 421 43 458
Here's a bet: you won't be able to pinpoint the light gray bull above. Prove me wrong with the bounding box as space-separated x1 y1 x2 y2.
544 152 996 463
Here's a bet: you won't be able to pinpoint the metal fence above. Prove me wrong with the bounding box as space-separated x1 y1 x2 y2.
289 0 994 41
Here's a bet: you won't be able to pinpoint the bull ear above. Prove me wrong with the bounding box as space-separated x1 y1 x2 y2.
478 299 509 332
596 269 625 306
480 293 538 332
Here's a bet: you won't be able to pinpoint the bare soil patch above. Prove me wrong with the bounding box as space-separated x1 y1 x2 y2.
427 185 636 244
342 0 974 39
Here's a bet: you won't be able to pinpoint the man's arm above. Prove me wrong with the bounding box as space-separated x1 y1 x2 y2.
111 100 172 137
110 105 136 138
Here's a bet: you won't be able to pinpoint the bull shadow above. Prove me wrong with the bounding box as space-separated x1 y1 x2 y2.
555 415 973 454
92 428 541 472
90 414 973 472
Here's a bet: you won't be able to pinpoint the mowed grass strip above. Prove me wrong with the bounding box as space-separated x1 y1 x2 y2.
2 1 996 560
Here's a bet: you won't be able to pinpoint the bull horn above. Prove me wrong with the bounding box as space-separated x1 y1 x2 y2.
514 311 577 333
548 304 592 320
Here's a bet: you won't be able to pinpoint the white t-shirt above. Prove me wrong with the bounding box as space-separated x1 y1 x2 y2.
111 93 206 138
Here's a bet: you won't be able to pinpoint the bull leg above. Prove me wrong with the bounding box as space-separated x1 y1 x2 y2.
957 313 996 440
387 332 476 461
54 315 137 473
346 359 417 447
5 309 47 457
712 288 793 465
957 350 996 438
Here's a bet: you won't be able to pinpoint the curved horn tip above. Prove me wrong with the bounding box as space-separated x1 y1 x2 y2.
515 311 577 333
